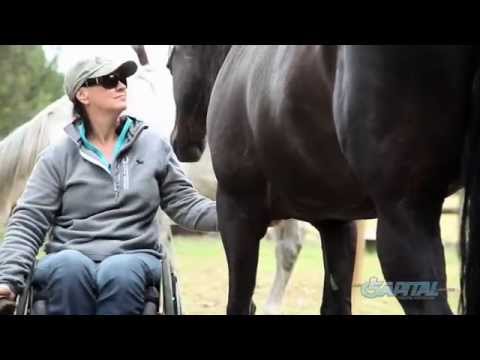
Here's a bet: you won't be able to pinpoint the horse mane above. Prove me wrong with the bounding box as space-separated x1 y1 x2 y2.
202 45 232 86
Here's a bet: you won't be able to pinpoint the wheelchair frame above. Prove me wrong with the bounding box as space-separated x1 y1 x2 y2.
2 257 183 315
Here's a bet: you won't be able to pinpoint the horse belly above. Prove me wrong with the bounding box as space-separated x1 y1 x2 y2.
251 70 374 221
259 135 376 221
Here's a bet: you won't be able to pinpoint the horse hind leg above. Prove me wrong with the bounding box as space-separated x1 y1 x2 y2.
375 198 452 315
264 219 304 315
313 220 357 315
0 205 9 228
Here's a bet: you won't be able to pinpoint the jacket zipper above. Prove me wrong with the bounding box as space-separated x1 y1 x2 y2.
79 149 120 199
77 125 147 200
115 125 148 159
123 156 129 190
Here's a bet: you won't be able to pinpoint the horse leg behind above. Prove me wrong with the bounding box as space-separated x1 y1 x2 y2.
155 209 175 271
263 219 304 315
351 220 367 314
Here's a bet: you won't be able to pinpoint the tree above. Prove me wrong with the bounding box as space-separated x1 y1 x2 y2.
0 45 64 139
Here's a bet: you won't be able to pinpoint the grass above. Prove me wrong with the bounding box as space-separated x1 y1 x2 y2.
172 233 461 315
0 221 462 315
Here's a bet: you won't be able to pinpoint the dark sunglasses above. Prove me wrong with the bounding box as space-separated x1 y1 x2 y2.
83 73 128 89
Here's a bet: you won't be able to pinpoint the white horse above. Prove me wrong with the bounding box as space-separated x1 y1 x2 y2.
0 61 308 315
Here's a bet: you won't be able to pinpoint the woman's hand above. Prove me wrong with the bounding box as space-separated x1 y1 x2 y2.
0 284 15 301
0 284 16 315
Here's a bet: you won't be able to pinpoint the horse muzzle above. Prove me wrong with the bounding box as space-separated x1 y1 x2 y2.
172 141 205 162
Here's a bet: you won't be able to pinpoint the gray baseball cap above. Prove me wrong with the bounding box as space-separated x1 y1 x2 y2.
64 56 138 101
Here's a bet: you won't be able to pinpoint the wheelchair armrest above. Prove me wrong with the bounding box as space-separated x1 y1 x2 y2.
0 299 16 315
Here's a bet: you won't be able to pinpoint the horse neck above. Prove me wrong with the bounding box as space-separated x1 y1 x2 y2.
0 123 39 220
204 45 232 87
0 98 67 217
132 45 149 66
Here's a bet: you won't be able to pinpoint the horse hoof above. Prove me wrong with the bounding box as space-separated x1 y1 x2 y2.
263 305 280 315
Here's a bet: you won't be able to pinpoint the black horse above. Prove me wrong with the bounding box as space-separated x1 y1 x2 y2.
167 45 479 315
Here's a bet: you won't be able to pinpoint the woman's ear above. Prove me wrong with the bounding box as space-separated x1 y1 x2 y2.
75 88 89 106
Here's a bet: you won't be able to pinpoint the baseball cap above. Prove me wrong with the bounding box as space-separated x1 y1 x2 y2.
64 56 138 102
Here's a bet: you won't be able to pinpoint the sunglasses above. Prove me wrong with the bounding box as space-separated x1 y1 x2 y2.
83 73 128 89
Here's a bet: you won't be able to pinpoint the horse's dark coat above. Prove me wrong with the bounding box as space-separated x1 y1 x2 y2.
168 45 478 314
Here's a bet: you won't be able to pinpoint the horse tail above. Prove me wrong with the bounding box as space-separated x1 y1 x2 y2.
460 52 480 314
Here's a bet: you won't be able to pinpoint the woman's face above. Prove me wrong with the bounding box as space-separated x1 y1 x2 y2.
77 73 128 115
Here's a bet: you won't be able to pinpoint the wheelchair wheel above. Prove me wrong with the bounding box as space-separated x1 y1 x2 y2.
14 288 32 315
14 263 36 315
161 260 182 315
171 272 182 315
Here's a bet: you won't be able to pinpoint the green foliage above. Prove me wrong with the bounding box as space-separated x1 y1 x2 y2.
0 45 63 138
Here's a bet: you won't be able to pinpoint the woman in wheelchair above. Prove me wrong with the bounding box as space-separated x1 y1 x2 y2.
0 56 217 315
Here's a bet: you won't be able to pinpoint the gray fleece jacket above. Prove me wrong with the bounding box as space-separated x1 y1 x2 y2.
0 117 217 294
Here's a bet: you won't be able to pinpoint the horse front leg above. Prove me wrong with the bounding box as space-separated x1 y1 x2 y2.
217 186 270 315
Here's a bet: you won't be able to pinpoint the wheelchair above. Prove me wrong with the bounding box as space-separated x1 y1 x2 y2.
0 257 183 315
